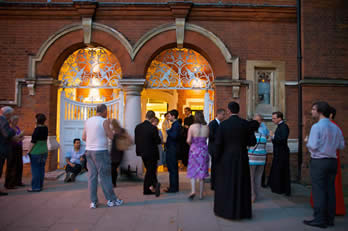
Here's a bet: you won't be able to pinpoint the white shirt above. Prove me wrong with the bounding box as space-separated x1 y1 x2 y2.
85 116 108 151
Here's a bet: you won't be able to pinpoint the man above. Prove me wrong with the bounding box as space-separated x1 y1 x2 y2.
64 138 85 183
82 104 123 209
208 108 226 190
135 111 162 197
268 111 291 196
181 107 194 167
164 109 181 193
214 102 256 220
303 102 345 228
0 106 22 196
253 113 270 187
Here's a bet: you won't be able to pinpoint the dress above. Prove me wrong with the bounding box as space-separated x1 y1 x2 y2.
187 137 209 180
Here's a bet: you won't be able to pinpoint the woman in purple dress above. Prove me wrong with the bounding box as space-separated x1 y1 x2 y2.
186 111 210 200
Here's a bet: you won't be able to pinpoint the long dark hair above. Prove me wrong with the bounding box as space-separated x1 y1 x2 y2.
194 111 207 125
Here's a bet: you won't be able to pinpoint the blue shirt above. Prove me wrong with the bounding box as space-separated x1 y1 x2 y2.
307 118 345 159
258 122 269 137
66 148 85 165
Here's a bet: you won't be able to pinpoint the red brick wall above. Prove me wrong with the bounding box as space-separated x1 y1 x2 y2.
302 0 348 79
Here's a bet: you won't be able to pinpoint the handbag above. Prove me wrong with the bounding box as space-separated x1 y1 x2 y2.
115 131 133 151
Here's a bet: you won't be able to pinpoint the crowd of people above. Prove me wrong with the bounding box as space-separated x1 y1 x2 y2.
0 100 345 227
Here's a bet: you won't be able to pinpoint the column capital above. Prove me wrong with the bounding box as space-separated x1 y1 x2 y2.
120 79 146 96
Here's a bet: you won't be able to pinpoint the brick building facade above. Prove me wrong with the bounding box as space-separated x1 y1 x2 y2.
0 0 347 184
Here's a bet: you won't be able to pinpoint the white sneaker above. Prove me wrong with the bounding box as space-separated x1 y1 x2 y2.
107 199 123 207
89 202 97 209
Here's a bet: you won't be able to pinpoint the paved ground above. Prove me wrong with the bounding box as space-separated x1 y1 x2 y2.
0 171 347 231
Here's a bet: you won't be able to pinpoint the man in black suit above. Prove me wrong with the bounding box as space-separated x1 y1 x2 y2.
208 108 226 190
214 102 256 220
268 111 291 196
135 110 162 197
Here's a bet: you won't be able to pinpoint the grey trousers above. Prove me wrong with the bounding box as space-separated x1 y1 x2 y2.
250 165 264 201
86 150 117 203
310 158 337 224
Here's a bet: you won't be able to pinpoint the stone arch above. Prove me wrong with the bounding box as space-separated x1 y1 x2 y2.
132 23 234 64
134 30 231 78
29 22 133 80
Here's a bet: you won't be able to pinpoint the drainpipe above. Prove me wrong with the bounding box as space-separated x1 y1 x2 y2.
297 0 303 182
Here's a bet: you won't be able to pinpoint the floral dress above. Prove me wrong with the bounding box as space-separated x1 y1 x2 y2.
187 136 209 179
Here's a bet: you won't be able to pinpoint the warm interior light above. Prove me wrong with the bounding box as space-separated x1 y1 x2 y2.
83 78 103 103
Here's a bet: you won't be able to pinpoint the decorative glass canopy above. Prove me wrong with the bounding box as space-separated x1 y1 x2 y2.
58 47 122 89
146 48 214 89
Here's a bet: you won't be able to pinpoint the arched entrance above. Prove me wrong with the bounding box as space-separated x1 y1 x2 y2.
143 48 214 125
57 47 124 167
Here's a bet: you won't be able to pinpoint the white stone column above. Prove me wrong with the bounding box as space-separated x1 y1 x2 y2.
120 79 146 175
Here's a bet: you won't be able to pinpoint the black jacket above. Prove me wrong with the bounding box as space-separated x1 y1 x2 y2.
135 120 161 161
208 119 219 155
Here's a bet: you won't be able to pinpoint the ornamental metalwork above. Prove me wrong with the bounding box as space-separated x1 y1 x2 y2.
146 48 214 89
58 47 122 89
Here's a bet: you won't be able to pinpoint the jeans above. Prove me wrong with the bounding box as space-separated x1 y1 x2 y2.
29 153 47 191
86 150 117 203
166 145 179 192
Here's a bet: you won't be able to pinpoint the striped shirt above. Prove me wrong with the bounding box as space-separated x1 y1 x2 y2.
248 132 267 165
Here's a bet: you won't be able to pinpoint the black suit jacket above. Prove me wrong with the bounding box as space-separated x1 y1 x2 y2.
208 119 219 155
135 120 161 161
184 115 194 127
272 122 290 159
215 115 256 162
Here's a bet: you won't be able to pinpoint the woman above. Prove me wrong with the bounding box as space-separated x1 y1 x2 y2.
247 120 267 203
110 119 125 188
186 111 209 200
27 113 48 192
5 115 24 189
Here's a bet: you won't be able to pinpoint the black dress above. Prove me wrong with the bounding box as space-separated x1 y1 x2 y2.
214 115 256 220
110 131 124 187
268 122 291 195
